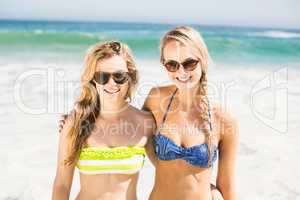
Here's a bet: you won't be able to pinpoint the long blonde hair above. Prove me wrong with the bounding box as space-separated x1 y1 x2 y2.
160 26 215 166
65 41 138 165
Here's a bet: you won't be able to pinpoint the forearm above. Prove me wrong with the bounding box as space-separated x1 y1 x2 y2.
52 185 71 200
145 141 157 167
217 184 236 200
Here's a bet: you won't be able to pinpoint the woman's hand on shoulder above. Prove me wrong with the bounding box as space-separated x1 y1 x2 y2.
58 114 68 133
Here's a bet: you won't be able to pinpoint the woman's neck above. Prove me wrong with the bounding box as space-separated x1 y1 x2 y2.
100 100 129 119
177 84 200 111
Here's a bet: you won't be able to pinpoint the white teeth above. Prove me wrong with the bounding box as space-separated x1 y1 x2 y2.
179 78 189 81
176 76 191 82
104 89 120 94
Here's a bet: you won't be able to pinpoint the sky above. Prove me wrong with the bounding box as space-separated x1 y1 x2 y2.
0 0 299 29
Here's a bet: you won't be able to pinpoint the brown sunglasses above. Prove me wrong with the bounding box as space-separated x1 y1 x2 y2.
163 58 199 72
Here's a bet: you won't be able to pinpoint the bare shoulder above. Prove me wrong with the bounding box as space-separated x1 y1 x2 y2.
211 101 239 141
148 84 176 97
129 105 154 121
142 84 176 112
128 105 156 137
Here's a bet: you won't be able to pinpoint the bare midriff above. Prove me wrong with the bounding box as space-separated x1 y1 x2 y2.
76 173 139 200
149 159 212 200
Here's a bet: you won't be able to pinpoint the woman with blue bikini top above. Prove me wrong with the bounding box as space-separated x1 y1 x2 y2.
143 26 239 200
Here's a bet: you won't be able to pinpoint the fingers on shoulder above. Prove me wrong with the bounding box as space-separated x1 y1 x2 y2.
59 114 74 139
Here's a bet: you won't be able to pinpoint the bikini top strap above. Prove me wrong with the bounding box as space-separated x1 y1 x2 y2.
160 88 178 127
159 89 212 133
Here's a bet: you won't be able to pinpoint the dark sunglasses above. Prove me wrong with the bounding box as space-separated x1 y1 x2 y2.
93 71 130 85
163 58 199 72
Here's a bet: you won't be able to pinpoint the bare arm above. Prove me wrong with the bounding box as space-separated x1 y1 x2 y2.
144 120 157 167
142 87 161 166
216 112 239 200
52 117 75 200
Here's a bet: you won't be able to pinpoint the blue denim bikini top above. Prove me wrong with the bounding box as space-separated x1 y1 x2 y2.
153 88 218 168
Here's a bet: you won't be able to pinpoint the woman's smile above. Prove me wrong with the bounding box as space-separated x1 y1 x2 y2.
175 75 192 83
104 88 121 94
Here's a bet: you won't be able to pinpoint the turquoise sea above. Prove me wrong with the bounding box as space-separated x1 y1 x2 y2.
1 20 300 65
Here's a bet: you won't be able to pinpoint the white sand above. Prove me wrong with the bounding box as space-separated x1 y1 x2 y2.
0 60 300 199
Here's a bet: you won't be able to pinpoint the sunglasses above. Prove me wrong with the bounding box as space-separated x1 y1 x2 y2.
163 58 199 72
93 71 130 85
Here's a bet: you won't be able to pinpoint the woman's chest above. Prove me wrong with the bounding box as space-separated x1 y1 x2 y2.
157 111 221 147
86 119 147 147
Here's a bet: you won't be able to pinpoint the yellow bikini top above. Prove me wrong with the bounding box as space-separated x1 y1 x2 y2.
76 146 146 175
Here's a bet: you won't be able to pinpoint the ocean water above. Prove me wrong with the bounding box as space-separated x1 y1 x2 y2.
0 20 300 199
1 20 300 63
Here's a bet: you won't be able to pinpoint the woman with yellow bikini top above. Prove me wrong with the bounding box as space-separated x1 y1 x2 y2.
52 41 155 200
